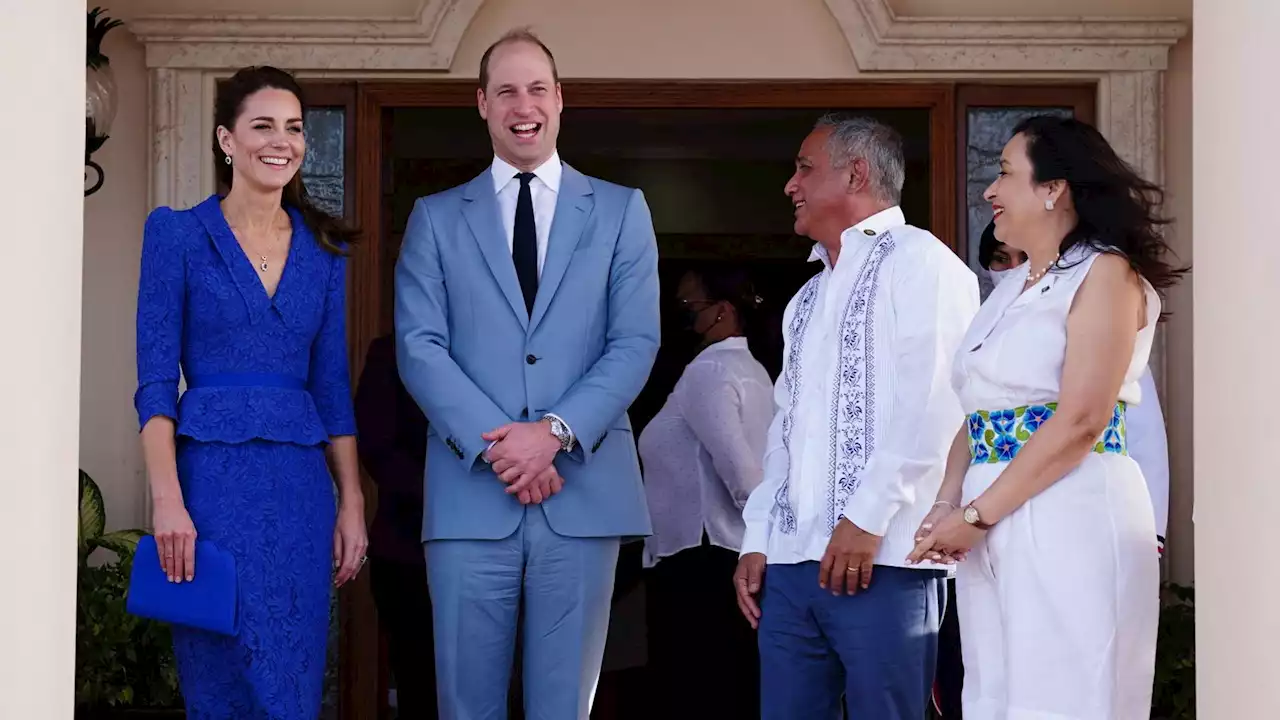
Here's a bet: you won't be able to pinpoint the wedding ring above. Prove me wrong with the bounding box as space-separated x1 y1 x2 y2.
846 566 859 573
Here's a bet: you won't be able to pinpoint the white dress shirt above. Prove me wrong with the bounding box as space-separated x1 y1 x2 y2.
740 207 980 570
491 151 562 276
638 337 775 567
485 151 576 444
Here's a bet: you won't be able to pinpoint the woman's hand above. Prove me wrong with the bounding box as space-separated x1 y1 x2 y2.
153 497 198 583
907 507 985 565
914 501 956 546
333 501 369 587
906 502 965 565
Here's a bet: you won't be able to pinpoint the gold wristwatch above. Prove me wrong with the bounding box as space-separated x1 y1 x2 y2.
963 504 992 531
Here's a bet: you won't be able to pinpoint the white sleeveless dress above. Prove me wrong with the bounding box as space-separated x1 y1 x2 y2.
950 246 1160 720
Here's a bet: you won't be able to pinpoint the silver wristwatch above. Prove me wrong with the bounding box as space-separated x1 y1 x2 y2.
543 414 575 453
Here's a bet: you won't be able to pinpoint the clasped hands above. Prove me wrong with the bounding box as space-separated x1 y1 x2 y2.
905 501 986 566
482 420 565 505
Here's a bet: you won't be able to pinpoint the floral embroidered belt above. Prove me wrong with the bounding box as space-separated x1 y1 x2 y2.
967 401 1127 465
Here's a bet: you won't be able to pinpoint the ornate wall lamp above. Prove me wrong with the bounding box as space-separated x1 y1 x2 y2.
86 7 123 197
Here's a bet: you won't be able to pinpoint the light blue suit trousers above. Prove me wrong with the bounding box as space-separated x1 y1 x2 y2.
427 507 619 720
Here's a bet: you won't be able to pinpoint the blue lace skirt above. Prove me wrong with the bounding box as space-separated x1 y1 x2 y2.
173 439 336 720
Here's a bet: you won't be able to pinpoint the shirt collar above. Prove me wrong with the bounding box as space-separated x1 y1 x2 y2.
491 151 563 195
692 336 749 363
807 205 907 266
701 336 749 354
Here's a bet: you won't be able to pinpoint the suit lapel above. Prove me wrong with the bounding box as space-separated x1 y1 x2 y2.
530 164 594 331
461 172 528 331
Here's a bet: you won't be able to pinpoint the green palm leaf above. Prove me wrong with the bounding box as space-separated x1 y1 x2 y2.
79 469 106 560
94 529 145 559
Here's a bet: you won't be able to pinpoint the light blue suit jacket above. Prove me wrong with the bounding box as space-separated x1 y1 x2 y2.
394 162 660 542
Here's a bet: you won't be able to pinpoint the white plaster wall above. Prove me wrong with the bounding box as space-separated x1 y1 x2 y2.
81 28 151 533
1193 0 1280 713
0 2 84 716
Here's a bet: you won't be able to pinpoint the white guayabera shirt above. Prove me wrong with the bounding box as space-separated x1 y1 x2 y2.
741 206 980 570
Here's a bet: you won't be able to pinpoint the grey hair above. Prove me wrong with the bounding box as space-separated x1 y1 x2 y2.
814 113 905 205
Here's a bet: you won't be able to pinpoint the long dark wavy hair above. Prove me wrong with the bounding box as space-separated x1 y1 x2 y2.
213 66 355 256
1013 115 1186 293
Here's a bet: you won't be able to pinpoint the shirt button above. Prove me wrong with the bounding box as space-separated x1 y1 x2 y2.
526 354 537 365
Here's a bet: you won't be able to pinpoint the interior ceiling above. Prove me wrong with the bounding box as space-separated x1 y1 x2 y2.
106 0 1191 23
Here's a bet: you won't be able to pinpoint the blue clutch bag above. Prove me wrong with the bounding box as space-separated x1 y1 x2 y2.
127 534 239 636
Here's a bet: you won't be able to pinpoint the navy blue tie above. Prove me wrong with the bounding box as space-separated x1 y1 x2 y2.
513 172 538 315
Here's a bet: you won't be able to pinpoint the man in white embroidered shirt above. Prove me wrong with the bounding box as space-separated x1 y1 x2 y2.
734 114 979 719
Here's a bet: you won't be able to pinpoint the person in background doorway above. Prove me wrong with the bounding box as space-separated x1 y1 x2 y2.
735 114 980 719
355 334 438 720
977 219 1028 298
639 264 774 720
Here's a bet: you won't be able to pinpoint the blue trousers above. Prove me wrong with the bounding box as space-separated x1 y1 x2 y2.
758 562 946 720
425 506 620 720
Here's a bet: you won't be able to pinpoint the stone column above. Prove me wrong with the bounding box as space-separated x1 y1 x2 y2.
0 2 85 718
1194 0 1280 716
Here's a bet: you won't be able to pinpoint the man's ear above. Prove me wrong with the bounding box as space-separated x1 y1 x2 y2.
846 158 868 195
477 87 488 121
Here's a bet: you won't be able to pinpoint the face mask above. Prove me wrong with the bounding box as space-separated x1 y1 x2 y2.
988 268 1017 287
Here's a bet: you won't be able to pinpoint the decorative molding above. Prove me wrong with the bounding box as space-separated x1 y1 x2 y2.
130 0 1188 73
149 68 207 209
1098 71 1165 183
1095 70 1168 394
130 0 483 70
825 0 1187 72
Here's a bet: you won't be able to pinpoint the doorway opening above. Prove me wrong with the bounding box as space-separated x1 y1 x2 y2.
349 81 945 720
314 79 1093 720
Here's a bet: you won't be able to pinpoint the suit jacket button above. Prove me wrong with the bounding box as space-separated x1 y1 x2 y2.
526 354 537 365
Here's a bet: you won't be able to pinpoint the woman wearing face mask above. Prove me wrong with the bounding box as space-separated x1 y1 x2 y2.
638 264 775 720
135 66 365 718
908 116 1184 719
979 220 1029 297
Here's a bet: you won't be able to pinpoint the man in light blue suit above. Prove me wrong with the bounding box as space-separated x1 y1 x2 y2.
393 28 659 720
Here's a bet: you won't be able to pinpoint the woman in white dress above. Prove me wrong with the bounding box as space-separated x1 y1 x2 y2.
978 219 1173 555
907 116 1185 719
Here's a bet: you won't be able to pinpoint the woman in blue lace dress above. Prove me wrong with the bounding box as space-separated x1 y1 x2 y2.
134 66 367 719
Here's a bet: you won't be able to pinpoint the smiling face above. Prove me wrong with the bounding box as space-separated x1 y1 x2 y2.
983 132 1066 250
478 40 563 172
216 87 304 193
783 127 860 244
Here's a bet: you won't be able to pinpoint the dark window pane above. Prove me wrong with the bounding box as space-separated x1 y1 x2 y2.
966 107 1073 295
302 107 345 218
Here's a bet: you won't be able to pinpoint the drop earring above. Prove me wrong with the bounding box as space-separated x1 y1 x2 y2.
225 155 232 166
